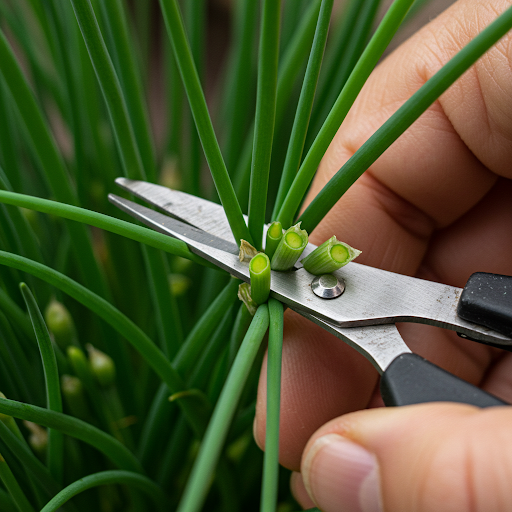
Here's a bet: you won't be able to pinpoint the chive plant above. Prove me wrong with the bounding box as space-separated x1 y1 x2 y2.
0 0 510 511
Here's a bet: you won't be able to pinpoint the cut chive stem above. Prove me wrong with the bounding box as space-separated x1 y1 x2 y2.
264 221 283 261
301 236 361 275
249 253 271 305
270 223 308 271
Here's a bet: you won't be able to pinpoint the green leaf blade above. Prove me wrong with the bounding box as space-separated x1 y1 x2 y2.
20 283 64 484
248 0 282 249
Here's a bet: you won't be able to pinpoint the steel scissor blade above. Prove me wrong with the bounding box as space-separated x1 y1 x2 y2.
108 194 511 346
114 178 239 244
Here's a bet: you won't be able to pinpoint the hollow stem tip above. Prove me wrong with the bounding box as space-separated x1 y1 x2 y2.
301 235 361 275
270 223 308 271
264 221 283 261
249 253 271 305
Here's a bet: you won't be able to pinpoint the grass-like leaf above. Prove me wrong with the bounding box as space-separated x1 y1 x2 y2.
182 0 205 196
174 278 240 376
0 420 60 499
308 0 381 142
0 396 141 473
219 0 258 174
299 4 512 231
97 0 156 182
20 283 64 484
70 0 146 182
159 0 252 246
0 190 207 266
0 451 35 512
247 0 282 249
277 0 416 228
0 27 108 298
233 0 322 207
260 298 284 512
40 470 167 512
272 0 334 219
176 305 270 512
0 251 206 435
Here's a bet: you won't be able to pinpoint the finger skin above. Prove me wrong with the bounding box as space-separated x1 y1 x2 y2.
302 404 512 512
255 0 512 475
290 471 316 510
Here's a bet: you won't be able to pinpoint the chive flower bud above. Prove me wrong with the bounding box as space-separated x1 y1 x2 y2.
237 283 258 316
249 253 271 305
168 273 192 296
264 221 283 261
270 223 308 271
86 345 116 388
23 421 48 457
301 236 361 275
44 299 76 350
239 239 259 262
61 375 91 420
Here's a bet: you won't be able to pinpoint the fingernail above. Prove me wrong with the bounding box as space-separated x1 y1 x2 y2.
302 433 382 512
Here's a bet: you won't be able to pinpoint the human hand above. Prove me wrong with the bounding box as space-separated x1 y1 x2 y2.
254 0 512 510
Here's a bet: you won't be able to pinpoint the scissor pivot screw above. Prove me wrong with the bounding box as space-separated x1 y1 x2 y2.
311 274 345 299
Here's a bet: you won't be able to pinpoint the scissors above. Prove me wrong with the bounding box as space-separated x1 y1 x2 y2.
109 178 512 408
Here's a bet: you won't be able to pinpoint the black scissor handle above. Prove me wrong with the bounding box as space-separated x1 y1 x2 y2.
381 353 507 407
458 273 512 338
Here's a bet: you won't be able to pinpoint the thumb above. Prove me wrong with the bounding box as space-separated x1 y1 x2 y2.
300 403 512 512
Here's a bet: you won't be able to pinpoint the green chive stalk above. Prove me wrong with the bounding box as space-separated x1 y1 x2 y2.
276 0 417 228
159 0 253 247
270 223 309 271
0 2 509 510
176 305 270 512
0 419 61 500
260 298 283 512
299 4 512 232
272 0 334 219
247 0 282 250
20 283 64 484
0 450 35 512
249 253 271 305
39 470 167 512
264 221 283 261
301 236 361 275
0 190 208 267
